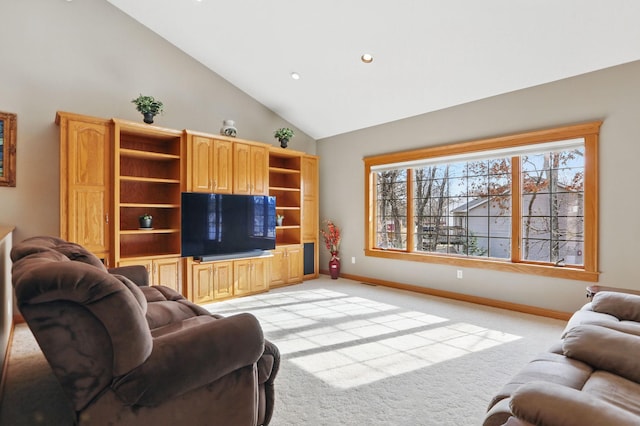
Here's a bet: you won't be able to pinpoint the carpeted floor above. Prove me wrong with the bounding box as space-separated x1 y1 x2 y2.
0 277 565 425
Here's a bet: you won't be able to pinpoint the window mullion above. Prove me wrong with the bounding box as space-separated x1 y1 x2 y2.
583 133 598 272
511 156 522 263
368 171 377 249
407 169 414 252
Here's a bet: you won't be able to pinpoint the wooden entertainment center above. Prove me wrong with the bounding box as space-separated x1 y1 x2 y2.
56 111 318 304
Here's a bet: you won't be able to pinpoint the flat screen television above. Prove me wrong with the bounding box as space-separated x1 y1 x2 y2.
181 192 276 260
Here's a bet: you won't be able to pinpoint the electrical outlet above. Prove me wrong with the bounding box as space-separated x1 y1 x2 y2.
456 270 463 279
351 256 356 264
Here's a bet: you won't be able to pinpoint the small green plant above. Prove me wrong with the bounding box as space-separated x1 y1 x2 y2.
274 127 294 141
139 213 152 220
131 95 164 115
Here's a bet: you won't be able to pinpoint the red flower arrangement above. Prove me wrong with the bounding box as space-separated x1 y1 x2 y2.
321 220 341 256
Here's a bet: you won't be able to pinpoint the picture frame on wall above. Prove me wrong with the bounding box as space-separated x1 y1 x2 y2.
0 111 17 187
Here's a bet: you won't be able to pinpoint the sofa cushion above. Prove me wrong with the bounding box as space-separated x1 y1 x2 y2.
11 235 107 271
563 324 640 384
562 307 640 339
592 291 640 322
583 371 640 417
113 313 264 406
142 285 213 330
510 381 640 426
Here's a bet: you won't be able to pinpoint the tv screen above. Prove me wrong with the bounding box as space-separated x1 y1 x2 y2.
181 192 276 259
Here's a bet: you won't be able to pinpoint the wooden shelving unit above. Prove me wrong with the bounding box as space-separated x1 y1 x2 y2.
269 150 301 246
113 120 184 261
58 111 318 300
269 148 303 286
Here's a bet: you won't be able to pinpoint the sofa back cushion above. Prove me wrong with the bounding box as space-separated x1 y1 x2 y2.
11 235 107 271
563 324 640 384
592 291 640 322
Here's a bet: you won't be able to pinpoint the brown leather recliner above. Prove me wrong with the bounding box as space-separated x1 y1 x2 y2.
11 236 279 426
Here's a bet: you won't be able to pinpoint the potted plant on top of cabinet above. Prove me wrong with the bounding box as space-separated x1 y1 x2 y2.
274 127 294 148
131 94 164 124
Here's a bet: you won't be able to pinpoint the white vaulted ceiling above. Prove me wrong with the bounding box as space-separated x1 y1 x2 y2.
106 0 640 139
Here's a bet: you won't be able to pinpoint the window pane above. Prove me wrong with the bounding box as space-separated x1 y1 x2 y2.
375 169 407 249
413 158 511 258
521 148 584 265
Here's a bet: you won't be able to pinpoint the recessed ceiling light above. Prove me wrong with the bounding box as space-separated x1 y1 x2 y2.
290 72 301 80
361 53 374 63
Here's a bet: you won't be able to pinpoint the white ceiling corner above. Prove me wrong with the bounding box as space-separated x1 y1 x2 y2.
106 0 640 140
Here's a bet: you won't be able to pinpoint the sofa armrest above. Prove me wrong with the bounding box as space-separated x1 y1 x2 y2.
108 265 149 287
510 381 640 426
591 291 640 321
257 339 280 386
113 312 265 406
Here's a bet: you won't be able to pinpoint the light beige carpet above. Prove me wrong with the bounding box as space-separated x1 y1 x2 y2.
1 277 566 425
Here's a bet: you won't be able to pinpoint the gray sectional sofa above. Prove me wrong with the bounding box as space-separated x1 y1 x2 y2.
484 290 640 426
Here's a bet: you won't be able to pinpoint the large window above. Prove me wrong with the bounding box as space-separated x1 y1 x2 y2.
364 122 600 281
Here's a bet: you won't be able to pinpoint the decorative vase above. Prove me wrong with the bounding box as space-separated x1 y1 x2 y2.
220 120 237 137
277 216 284 226
279 138 289 149
329 252 340 279
143 112 155 124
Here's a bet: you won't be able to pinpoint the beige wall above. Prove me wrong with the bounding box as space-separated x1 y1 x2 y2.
0 0 315 245
317 60 640 314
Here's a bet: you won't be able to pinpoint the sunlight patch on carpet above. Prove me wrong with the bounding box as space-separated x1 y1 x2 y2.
206 288 522 389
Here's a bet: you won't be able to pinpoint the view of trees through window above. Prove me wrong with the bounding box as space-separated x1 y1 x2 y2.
374 145 585 267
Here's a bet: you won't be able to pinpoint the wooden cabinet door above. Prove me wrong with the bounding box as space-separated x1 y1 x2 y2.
192 263 214 305
301 156 318 199
213 139 233 194
191 136 233 194
250 144 269 195
286 245 303 283
61 115 111 262
213 261 233 299
191 135 214 192
234 142 269 195
233 142 251 194
270 246 302 286
235 257 271 295
301 156 319 241
270 247 287 286
252 257 271 293
154 257 183 294
233 258 252 296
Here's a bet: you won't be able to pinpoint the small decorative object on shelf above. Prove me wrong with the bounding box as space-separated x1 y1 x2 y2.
321 219 341 279
220 119 237 137
276 214 284 226
139 213 153 229
131 94 164 124
274 127 294 148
